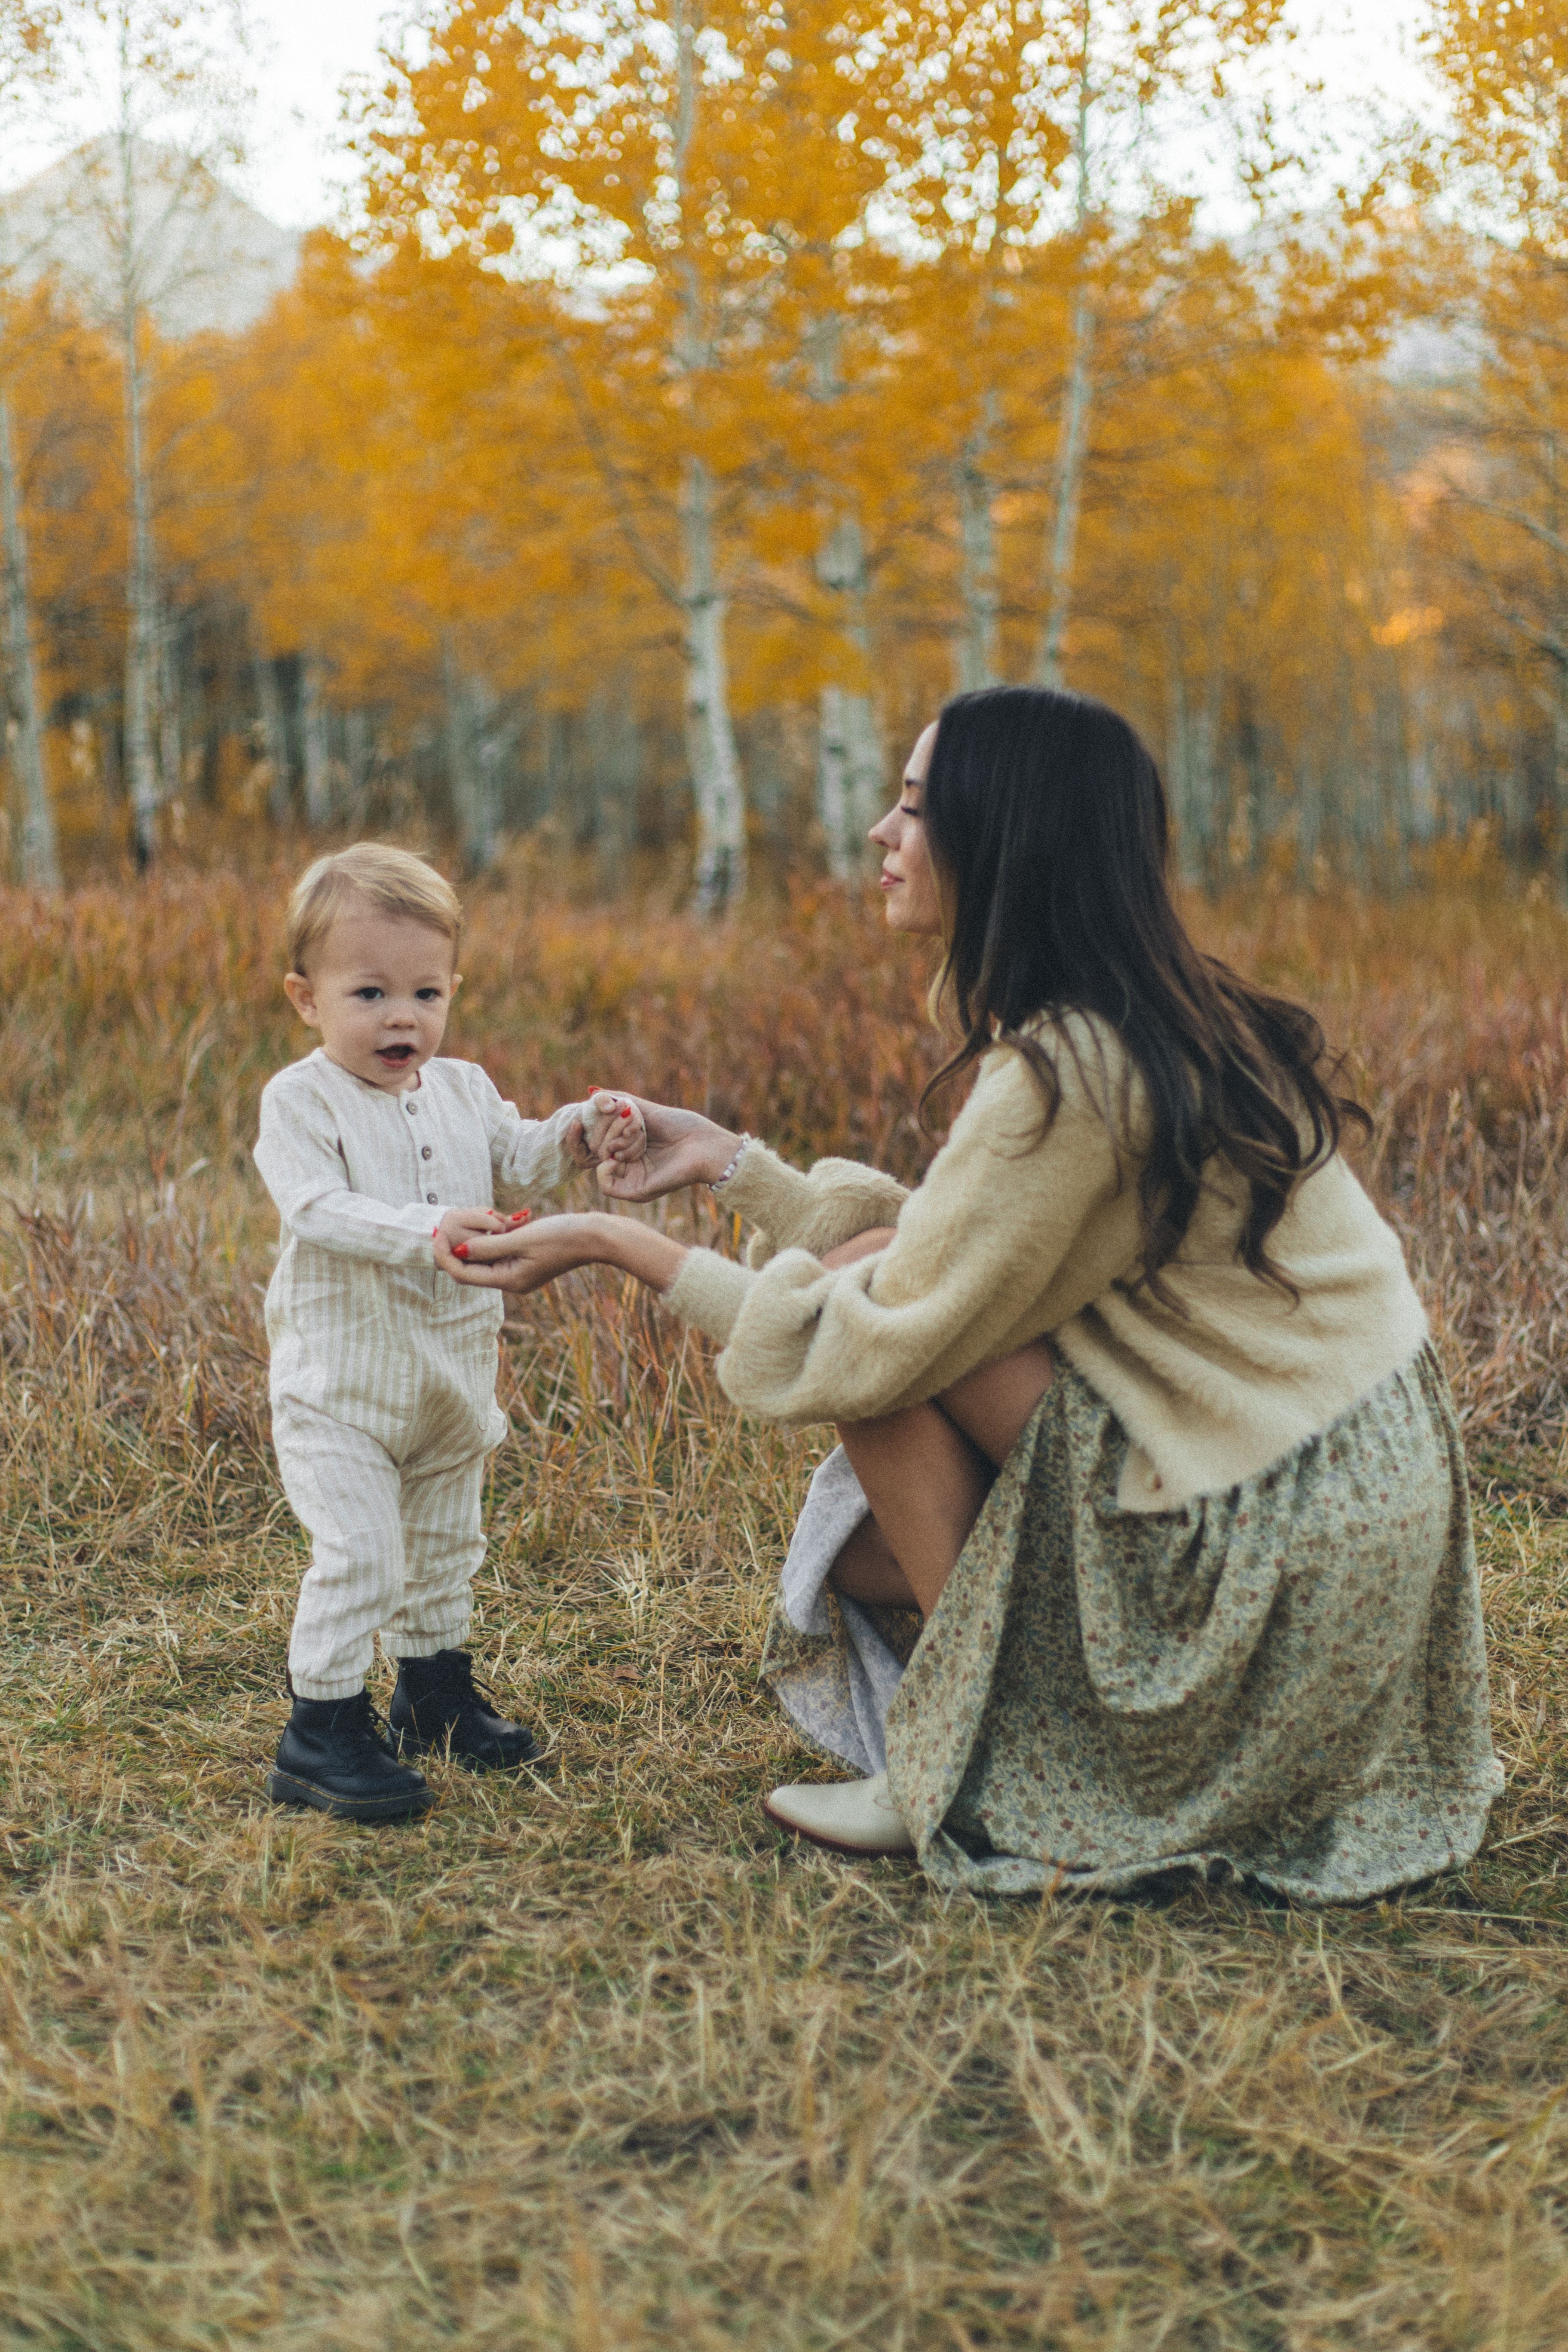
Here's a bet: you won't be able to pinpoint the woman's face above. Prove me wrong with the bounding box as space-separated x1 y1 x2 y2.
870 723 943 935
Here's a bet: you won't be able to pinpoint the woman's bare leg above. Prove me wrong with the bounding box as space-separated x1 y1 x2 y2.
831 1402 993 1617
825 1344 1056 1617
827 1510 920 1607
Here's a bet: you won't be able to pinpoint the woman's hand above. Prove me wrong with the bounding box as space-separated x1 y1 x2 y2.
435 1209 688 1298
592 1097 742 1203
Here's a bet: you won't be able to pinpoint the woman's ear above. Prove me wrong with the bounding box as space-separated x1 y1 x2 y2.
283 970 319 1027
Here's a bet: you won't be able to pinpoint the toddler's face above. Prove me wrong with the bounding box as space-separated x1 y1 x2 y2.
283 910 459 1092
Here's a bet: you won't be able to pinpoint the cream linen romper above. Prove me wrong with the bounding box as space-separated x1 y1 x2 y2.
255 1049 589 1700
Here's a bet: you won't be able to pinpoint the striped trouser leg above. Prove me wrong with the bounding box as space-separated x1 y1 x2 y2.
275 1403 407 1702
380 1450 487 1661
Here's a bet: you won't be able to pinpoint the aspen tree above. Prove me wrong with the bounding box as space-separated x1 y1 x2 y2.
750 24 932 878
363 0 923 909
0 0 61 888
1024 0 1292 688
26 1 252 864
363 3 742 905
898 0 1068 691
1420 0 1568 856
900 0 1287 694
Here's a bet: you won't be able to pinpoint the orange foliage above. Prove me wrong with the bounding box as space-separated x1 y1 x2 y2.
0 0 1562 888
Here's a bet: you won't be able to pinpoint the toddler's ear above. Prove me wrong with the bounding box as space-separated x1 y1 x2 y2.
283 970 320 1027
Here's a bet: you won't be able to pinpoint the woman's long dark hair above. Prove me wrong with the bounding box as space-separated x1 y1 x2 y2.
919 685 1366 1298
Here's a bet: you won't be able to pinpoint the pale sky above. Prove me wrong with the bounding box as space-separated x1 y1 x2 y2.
3 0 1444 234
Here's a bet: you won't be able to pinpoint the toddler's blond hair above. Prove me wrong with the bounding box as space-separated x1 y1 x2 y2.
286 845 462 976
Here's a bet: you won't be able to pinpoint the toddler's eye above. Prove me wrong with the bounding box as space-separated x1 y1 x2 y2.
416 987 444 1001
353 987 383 1001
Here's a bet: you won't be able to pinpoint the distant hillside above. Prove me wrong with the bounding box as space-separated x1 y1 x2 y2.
0 136 299 338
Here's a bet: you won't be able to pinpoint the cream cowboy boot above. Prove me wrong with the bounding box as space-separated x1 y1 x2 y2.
763 1770 914 1856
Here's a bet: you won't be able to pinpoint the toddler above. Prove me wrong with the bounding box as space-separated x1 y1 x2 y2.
254 843 645 1822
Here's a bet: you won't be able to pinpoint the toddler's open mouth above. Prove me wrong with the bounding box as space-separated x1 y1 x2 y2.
377 1044 416 1066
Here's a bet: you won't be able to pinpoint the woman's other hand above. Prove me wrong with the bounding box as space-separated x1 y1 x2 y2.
593 1098 742 1202
436 1211 613 1296
435 1208 689 1297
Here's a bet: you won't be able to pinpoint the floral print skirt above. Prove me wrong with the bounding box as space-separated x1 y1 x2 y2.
760 1344 1503 1903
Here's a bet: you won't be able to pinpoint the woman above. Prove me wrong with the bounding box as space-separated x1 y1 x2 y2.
444 688 1502 1902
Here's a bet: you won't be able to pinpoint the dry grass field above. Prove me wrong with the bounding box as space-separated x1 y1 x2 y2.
0 868 1565 2349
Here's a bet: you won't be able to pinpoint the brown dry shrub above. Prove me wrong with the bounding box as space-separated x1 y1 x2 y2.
0 873 1562 2347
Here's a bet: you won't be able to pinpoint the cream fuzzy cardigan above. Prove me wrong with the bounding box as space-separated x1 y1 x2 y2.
664 1016 1429 1511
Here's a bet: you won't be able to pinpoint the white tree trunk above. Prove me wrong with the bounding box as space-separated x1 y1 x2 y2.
587 688 636 897
1163 629 1217 885
158 605 182 809
1036 31 1096 694
253 643 291 823
344 707 372 822
442 639 502 871
112 104 162 868
122 322 160 865
668 8 745 914
957 407 1000 692
680 455 746 913
816 511 884 876
300 652 332 827
1035 287 1095 689
0 386 61 890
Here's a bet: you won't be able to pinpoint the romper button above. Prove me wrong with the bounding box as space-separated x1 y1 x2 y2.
406 1100 417 1115
422 1145 432 1159
426 1191 438 1204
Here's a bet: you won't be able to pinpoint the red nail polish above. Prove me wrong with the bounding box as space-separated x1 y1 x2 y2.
619 1105 632 1117
454 1243 469 1260
510 1210 530 1224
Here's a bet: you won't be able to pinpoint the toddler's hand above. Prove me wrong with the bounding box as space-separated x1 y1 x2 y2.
435 1206 520 1262
580 1089 649 1167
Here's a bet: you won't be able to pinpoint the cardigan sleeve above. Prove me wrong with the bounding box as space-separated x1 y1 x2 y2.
719 1139 910 1267
254 1075 446 1267
664 1024 1143 1427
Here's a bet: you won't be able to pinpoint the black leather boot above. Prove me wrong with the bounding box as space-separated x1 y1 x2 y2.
390 1649 542 1770
267 1689 434 1822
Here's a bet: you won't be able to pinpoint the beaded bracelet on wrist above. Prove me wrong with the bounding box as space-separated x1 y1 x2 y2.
711 1134 753 1190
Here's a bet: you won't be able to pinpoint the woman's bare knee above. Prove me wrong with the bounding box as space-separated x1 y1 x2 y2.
835 1403 993 1617
820 1225 897 1271
939 1341 1055 1470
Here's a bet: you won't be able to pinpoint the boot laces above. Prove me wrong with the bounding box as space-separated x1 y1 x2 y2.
426 1651 496 1714
336 1689 395 1751
455 1657 499 1713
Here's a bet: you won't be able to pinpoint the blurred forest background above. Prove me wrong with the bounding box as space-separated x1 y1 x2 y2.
0 0 1563 909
